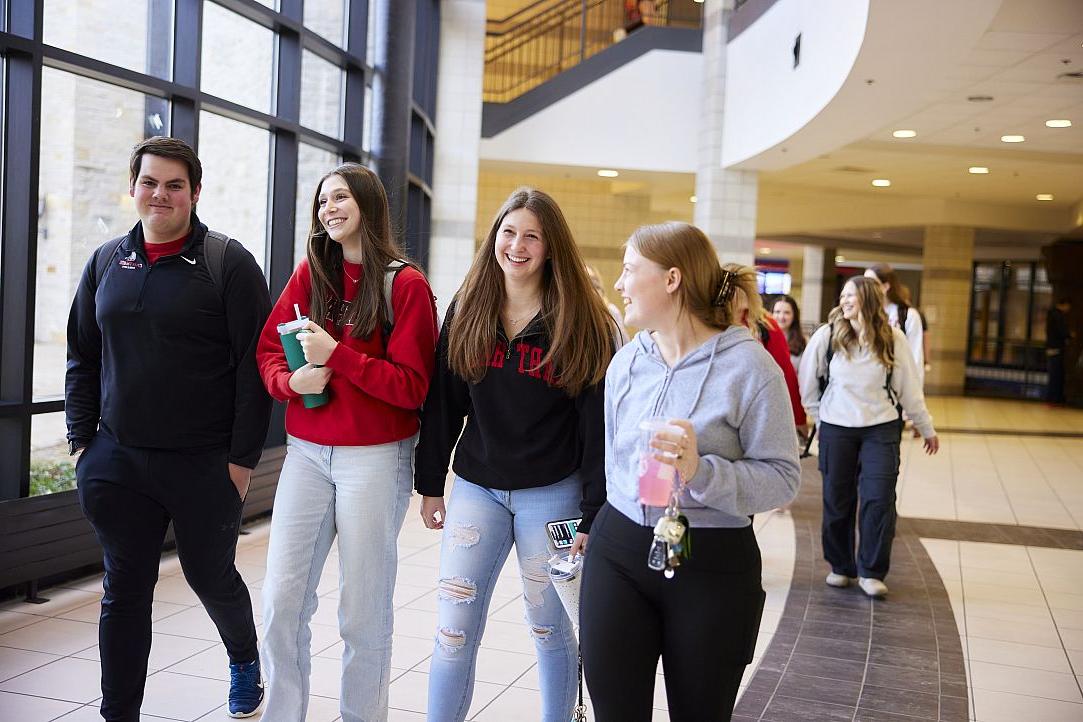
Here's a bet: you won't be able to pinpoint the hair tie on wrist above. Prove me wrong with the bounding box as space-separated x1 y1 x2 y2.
713 270 738 307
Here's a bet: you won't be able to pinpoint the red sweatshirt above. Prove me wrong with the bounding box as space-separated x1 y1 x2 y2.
761 317 807 426
257 259 439 446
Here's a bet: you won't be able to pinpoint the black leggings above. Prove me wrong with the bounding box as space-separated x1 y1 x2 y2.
580 504 765 722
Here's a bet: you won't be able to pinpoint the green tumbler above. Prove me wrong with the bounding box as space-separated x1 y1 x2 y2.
278 318 329 409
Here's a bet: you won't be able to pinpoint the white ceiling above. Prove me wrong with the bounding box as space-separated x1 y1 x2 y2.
763 0 1083 212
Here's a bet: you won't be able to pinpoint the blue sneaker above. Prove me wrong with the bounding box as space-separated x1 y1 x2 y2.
228 659 264 718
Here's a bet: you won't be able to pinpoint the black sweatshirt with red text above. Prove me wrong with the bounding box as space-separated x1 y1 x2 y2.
414 302 606 532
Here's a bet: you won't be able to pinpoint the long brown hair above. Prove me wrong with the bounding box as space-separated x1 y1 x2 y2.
866 262 906 307
828 276 895 367
627 223 760 331
305 163 406 338
447 187 615 396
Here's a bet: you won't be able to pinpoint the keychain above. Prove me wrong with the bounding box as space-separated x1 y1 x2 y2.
647 485 691 579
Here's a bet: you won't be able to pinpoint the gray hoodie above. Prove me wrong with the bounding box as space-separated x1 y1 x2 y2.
605 326 801 529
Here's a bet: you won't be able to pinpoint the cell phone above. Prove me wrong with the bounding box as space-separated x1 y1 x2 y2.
546 518 581 550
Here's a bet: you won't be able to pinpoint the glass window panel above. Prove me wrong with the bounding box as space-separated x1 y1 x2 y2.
300 50 344 139
1002 263 1032 367
30 412 77 496
969 263 1000 364
1032 265 1052 346
43 0 172 79
362 83 373 153
201 2 274 113
295 144 340 266
304 0 346 47
197 112 271 270
35 68 153 399
367 0 378 67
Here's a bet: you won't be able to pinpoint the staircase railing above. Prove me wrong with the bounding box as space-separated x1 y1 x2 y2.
484 0 702 104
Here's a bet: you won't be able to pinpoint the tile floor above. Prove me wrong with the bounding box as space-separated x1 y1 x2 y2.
3 396 1082 721
0 490 796 721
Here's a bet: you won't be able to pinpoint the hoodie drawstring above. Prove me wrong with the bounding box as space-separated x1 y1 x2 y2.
610 342 641 423
684 337 719 418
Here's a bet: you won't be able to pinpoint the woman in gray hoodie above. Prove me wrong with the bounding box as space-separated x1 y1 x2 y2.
579 222 801 721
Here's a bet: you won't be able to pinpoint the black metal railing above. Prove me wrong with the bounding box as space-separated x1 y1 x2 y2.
484 0 702 103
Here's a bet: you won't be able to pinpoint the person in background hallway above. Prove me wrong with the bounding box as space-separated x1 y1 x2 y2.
772 294 808 373
864 263 924 386
415 187 617 722
1046 297 1073 405
587 265 630 347
256 163 439 722
66 136 272 721
899 284 930 377
581 222 800 721
734 279 806 435
798 276 939 599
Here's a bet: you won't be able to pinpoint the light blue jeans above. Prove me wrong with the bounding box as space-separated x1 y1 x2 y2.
426 474 580 722
260 434 415 722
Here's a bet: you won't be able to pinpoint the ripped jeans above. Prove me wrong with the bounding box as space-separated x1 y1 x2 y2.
427 475 580 722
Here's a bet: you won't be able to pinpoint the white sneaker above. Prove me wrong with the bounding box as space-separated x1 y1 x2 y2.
858 577 888 598
825 572 856 588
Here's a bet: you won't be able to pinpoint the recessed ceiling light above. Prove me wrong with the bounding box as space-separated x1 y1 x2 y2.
967 95 994 102
968 166 989 174
1000 135 1025 143
1036 194 1054 201
597 169 619 177
835 255 846 263
871 179 891 187
761 248 772 255
689 195 697 203
892 129 917 138
1046 119 1072 128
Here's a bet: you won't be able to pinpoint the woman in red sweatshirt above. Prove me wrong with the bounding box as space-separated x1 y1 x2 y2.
255 163 438 722
727 264 807 434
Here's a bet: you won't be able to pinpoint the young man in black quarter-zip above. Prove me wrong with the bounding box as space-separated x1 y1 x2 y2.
66 136 272 721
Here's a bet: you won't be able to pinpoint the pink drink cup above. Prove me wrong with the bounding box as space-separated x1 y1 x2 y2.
637 418 682 506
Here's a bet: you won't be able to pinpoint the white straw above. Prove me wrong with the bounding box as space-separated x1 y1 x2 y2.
293 303 302 321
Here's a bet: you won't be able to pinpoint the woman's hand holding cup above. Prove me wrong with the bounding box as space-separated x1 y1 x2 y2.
298 321 338 365
651 418 699 483
289 363 332 395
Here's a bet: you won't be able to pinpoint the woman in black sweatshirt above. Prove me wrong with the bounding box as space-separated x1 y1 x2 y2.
414 187 616 722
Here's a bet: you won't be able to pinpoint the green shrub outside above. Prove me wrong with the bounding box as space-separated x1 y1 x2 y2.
30 460 77 496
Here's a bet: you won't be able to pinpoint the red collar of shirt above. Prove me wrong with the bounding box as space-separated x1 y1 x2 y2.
144 234 190 265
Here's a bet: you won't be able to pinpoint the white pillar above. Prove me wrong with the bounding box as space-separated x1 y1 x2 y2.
801 246 825 325
693 0 756 268
428 0 486 318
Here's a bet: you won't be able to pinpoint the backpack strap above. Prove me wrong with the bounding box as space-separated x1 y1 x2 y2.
203 230 234 299
93 235 130 288
382 259 409 336
818 323 834 398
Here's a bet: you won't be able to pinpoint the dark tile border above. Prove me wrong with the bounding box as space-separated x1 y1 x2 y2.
935 427 1083 439
900 517 1083 550
737 458 970 722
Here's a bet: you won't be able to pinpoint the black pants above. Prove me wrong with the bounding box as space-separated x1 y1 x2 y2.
580 504 765 722
77 431 258 722
819 419 902 580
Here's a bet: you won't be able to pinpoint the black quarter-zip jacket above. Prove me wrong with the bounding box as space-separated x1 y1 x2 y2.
66 215 273 468
413 301 606 532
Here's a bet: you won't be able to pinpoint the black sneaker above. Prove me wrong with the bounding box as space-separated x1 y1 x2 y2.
228 659 264 718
